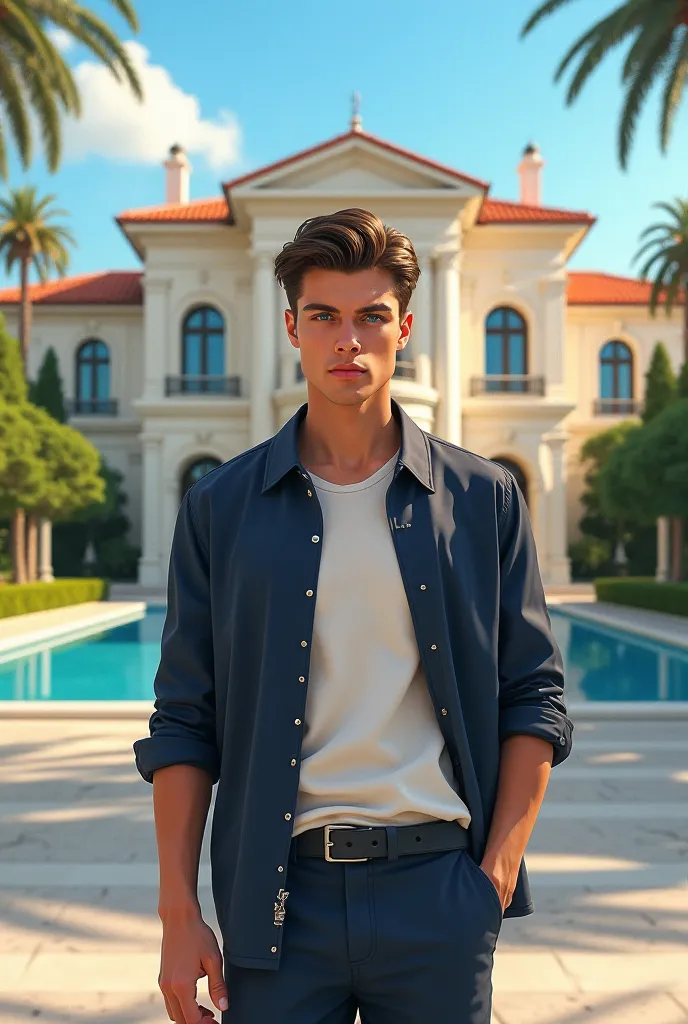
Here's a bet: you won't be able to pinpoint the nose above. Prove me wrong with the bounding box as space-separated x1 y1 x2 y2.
335 323 361 356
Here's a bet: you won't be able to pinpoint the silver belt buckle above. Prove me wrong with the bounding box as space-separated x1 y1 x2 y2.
324 824 372 862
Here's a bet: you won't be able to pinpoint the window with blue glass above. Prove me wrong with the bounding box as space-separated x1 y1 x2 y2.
485 307 528 392
182 306 225 392
76 340 110 412
180 457 222 500
600 340 633 402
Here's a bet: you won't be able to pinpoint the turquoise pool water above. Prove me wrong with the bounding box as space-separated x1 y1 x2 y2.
0 607 687 703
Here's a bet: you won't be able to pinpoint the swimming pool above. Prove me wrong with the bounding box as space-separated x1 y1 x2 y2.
0 607 686 703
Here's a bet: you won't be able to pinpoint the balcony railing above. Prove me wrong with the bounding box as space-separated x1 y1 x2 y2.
594 398 641 416
165 375 242 397
393 360 417 380
470 375 545 396
67 398 119 416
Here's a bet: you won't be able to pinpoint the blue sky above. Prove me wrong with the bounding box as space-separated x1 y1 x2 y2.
3 0 688 287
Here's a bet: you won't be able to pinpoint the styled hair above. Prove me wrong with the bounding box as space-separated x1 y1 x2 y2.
274 208 420 318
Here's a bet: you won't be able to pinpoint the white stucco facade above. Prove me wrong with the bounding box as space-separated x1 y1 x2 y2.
1 129 683 589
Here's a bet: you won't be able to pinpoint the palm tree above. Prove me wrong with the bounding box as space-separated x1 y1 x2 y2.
0 0 142 177
633 197 688 582
521 0 688 169
0 186 74 368
0 186 74 582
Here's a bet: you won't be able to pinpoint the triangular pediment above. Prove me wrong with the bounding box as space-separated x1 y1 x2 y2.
225 132 486 198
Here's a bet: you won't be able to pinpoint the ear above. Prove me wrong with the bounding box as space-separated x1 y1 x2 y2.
285 308 299 350
397 311 413 351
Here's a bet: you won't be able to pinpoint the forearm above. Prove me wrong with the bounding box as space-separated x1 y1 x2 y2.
482 734 553 877
153 763 213 920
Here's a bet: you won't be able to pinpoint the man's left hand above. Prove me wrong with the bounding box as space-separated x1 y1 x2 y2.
479 855 518 913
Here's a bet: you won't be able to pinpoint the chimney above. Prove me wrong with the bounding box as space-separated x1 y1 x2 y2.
517 142 544 206
164 143 192 204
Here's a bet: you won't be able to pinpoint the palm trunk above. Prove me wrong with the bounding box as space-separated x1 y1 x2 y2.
19 255 31 372
671 517 685 583
10 509 27 585
26 514 39 582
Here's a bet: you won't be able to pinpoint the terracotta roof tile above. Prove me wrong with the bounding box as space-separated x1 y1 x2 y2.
567 271 684 305
0 271 143 306
117 197 228 223
479 199 595 225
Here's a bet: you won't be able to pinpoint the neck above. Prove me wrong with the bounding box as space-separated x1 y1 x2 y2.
299 384 400 481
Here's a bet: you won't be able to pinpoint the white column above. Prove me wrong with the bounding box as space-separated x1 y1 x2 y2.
250 251 277 446
543 432 570 586
143 278 170 400
542 274 566 399
412 250 433 387
38 518 54 582
656 516 671 582
138 436 163 587
435 248 462 444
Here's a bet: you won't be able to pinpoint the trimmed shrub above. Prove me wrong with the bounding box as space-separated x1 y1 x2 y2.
0 578 109 619
594 577 688 618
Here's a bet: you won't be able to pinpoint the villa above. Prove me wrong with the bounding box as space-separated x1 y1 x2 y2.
0 120 683 588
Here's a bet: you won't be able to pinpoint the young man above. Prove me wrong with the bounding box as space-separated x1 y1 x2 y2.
134 208 572 1024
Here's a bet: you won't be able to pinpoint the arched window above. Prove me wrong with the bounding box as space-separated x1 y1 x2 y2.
180 457 222 500
599 340 633 410
76 339 111 413
493 456 529 507
182 306 225 392
485 307 528 392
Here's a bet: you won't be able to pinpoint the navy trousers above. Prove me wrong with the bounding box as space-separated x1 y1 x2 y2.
223 841 503 1023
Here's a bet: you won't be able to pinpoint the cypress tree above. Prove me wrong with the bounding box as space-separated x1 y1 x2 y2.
677 361 688 399
642 342 677 423
29 346 66 422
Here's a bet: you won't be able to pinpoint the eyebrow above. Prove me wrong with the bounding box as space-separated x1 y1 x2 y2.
301 302 394 315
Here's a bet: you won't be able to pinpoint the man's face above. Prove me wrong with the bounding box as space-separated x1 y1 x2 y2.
285 267 412 406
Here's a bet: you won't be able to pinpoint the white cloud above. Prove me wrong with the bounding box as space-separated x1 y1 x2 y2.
62 41 241 170
49 28 74 53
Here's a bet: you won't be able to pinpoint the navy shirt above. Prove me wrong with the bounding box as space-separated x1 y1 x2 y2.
134 400 573 970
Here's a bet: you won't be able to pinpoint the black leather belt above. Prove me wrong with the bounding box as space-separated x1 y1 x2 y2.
294 820 469 862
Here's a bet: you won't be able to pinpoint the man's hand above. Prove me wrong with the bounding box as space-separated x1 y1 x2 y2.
479 853 518 913
159 909 229 1023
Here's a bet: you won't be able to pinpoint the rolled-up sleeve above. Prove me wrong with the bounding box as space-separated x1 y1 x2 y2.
133 489 220 785
497 470 573 767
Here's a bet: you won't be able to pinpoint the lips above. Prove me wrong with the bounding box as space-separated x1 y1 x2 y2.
329 365 367 379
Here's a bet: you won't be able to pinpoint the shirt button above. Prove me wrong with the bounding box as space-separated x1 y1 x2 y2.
420 584 427 591
559 737 566 746
312 535 320 544
307 489 313 497
291 758 297 766
431 644 438 651
278 865 284 872
441 708 448 716
294 718 302 726
284 813 292 821
298 676 305 683
306 589 313 597
301 640 308 648
271 946 277 953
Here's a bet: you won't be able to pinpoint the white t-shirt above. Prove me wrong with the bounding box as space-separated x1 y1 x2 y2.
293 451 471 835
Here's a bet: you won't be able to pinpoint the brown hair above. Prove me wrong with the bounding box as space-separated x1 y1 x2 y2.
274 208 420 318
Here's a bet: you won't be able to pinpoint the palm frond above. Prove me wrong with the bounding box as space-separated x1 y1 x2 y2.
660 30 688 153
14 52 63 171
648 255 676 315
621 9 676 83
521 0 580 38
106 0 139 31
0 52 32 169
619 30 674 169
0 121 7 182
563 6 648 104
663 266 684 314
553 9 628 86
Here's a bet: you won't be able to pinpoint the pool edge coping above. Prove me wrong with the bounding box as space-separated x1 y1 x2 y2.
0 602 148 664
2 700 688 720
550 600 688 651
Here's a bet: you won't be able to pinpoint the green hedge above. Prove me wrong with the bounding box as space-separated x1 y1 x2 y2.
0 578 110 619
594 577 688 618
